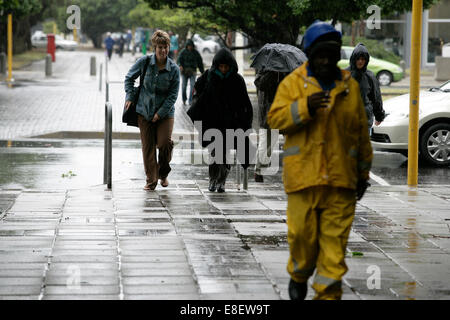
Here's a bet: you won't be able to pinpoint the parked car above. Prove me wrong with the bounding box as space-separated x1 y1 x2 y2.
371 80 450 166
54 35 77 50
204 35 226 48
338 46 404 86
192 34 220 54
31 32 77 50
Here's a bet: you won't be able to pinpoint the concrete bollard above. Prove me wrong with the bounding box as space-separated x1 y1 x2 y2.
45 54 52 77
0 53 6 74
90 56 96 76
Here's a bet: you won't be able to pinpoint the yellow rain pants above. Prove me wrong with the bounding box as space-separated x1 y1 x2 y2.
287 185 356 300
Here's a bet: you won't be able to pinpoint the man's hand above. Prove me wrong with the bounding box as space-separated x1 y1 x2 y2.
374 120 382 126
356 180 371 201
125 100 132 110
179 66 183 73
152 113 160 123
307 91 330 116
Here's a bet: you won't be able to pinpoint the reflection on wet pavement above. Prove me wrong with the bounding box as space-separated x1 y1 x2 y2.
1 138 450 299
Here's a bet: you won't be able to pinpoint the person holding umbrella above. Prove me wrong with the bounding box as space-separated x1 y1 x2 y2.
267 21 373 300
250 43 307 182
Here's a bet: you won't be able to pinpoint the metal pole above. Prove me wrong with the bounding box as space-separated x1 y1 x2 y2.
99 63 102 91
106 81 109 102
103 103 108 185
7 14 13 84
105 55 109 101
236 161 241 190
407 0 423 187
243 168 248 190
104 102 113 187
106 102 112 189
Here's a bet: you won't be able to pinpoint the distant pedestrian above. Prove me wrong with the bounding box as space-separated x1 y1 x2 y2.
177 39 204 105
187 48 253 193
124 30 180 190
168 31 179 60
118 35 125 57
104 32 115 60
126 29 132 52
347 43 385 134
267 21 373 300
253 70 288 183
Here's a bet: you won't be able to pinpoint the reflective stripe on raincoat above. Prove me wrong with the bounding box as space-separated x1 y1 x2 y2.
267 62 373 194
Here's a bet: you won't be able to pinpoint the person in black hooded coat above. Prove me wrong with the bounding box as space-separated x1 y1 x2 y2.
347 43 385 133
187 48 254 193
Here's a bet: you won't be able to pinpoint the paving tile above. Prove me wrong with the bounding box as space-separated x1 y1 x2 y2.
43 295 119 300
123 284 198 295
0 286 41 295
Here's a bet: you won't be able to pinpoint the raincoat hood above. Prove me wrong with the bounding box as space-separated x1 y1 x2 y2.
349 43 370 72
186 39 195 48
211 48 239 78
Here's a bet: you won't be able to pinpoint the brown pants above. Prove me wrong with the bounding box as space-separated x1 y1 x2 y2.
138 115 174 188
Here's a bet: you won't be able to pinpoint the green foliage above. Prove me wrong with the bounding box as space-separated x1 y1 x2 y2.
61 170 77 178
342 36 401 65
288 0 367 24
0 0 42 18
288 0 441 24
67 0 138 48
143 0 442 48
144 0 303 47
128 0 227 47
43 20 59 34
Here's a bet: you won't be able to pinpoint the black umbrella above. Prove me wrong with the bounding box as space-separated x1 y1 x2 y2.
250 43 308 73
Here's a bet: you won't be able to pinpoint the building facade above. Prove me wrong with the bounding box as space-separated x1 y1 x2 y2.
342 0 450 68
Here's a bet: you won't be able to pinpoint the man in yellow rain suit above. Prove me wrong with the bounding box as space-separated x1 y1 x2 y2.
267 20 373 300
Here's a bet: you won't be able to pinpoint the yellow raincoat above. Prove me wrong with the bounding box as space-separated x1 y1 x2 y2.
267 62 373 193
267 62 373 300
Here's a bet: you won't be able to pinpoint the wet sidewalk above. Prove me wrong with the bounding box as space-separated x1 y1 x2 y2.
1 49 450 301
1 177 449 300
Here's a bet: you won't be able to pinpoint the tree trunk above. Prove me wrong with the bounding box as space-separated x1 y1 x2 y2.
359 19 365 38
0 20 6 54
226 31 233 48
12 16 32 54
351 21 356 46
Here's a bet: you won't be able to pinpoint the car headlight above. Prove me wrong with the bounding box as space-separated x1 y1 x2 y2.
384 112 408 121
384 109 421 122
394 66 403 73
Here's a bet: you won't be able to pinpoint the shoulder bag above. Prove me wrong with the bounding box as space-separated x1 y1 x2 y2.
122 55 151 127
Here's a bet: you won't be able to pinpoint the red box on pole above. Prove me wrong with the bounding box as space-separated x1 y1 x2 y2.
47 34 56 62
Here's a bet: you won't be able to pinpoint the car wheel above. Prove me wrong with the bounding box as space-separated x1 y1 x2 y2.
203 48 211 54
377 71 393 86
419 123 450 166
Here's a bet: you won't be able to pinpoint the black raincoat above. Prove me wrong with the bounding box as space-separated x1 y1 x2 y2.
187 48 254 167
347 43 385 127
254 70 288 128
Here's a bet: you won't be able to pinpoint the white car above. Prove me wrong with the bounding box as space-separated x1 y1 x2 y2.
192 34 220 54
31 33 77 50
371 80 450 166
